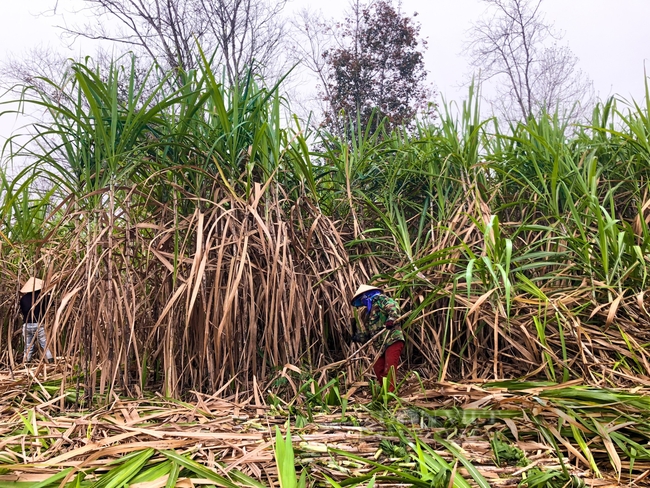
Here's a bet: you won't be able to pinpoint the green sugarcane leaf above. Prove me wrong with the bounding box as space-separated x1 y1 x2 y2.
165 461 180 488
433 435 491 488
93 448 154 488
161 450 239 488
29 468 76 488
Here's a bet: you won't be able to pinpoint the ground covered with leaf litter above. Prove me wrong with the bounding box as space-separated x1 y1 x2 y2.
0 361 648 487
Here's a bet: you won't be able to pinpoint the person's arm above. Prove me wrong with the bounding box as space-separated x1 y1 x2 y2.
35 292 48 322
350 314 370 343
19 294 29 322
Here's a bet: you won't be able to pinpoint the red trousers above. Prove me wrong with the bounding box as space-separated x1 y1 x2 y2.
373 340 404 392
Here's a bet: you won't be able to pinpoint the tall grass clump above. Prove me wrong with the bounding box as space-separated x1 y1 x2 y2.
2 53 650 400
0 54 362 400
318 84 650 385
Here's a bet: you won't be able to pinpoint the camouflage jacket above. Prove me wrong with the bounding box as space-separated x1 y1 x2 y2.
360 294 404 351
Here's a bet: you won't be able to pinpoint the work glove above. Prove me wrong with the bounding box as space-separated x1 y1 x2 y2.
351 332 368 344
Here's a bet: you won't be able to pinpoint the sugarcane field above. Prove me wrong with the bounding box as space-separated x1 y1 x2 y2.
2 1 650 486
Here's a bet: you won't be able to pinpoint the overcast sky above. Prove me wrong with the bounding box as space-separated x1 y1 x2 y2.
296 0 650 104
1 0 649 140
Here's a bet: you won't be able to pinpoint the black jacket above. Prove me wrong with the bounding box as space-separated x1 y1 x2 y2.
20 291 48 323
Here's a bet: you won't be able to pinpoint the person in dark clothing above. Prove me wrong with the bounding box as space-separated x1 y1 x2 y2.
19 277 53 363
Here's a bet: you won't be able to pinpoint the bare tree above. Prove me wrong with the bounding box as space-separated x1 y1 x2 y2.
1 46 72 99
466 0 593 122
288 8 338 125
57 0 288 84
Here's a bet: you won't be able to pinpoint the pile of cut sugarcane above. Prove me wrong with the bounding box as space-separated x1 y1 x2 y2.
0 362 647 487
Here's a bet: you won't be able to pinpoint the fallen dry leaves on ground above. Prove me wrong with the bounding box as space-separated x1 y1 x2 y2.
0 361 643 487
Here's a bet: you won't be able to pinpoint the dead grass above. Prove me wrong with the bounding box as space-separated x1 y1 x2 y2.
0 362 642 487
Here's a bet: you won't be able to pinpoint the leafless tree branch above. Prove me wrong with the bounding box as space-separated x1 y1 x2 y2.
466 0 593 123
54 0 289 84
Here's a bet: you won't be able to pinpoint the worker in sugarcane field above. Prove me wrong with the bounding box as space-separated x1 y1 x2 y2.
19 277 54 364
350 284 405 392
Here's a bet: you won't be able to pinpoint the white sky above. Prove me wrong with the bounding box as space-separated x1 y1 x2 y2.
295 0 650 104
1 0 649 141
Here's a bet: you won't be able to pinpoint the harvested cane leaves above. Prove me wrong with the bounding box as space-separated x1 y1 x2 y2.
0 370 645 487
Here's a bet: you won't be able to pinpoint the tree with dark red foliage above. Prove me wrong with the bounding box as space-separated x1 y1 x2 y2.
323 0 430 136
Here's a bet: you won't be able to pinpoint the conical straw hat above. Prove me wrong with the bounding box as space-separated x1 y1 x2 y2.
351 284 381 304
20 277 44 294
